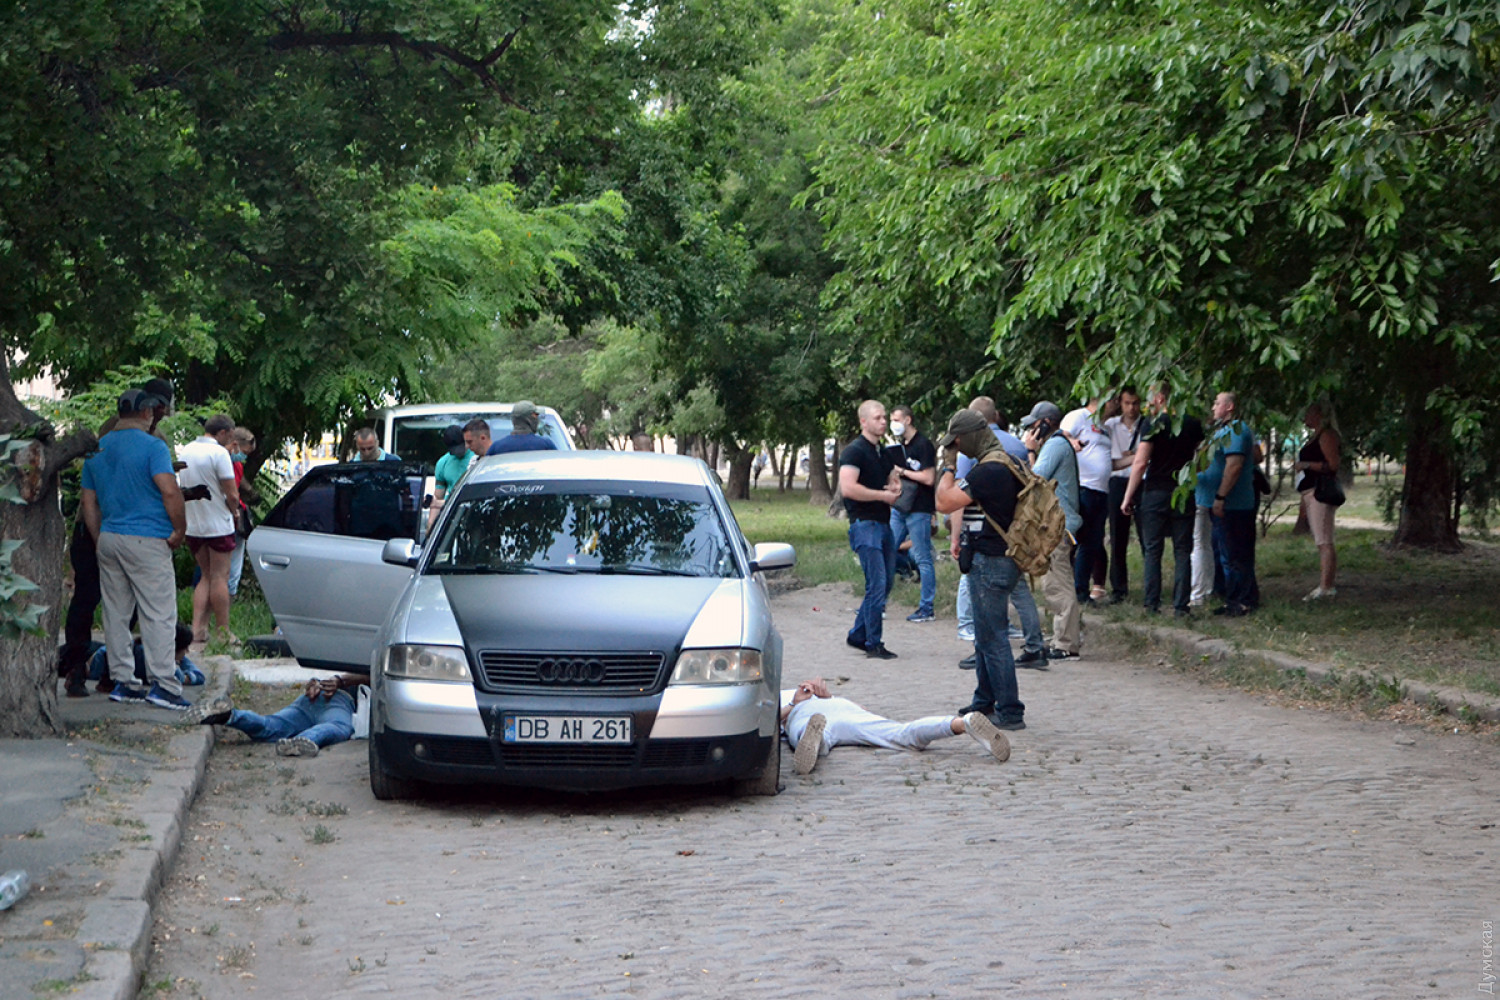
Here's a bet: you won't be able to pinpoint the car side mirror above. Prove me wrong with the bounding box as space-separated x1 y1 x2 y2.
749 542 796 573
381 538 421 568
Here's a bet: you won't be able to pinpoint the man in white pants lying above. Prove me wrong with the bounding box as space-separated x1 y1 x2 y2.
780 677 1012 775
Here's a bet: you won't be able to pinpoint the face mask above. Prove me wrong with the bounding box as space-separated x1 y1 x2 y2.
890 421 906 438
230 450 244 461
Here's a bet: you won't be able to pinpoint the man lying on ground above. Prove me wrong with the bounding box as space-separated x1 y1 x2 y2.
184 674 362 757
780 677 1011 776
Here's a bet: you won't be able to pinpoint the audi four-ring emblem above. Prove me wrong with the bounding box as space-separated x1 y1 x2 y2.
536 657 607 684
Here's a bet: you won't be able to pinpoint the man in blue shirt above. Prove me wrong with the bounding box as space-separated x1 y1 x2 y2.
1022 401 1083 660
487 401 558 455
80 389 190 710
1196 392 1259 616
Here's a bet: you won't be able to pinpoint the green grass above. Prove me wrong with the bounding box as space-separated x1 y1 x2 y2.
174 573 275 652
732 485 1500 699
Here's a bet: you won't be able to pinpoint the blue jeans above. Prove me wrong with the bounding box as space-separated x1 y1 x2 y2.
1212 509 1259 610
889 509 936 614
1073 487 1109 600
967 553 1024 725
228 690 355 748
1137 488 1195 612
227 535 246 597
847 519 896 649
957 571 1042 651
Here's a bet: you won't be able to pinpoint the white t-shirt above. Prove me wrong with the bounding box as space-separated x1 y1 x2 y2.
1061 407 1112 492
780 690 877 746
178 436 236 538
1105 415 1142 480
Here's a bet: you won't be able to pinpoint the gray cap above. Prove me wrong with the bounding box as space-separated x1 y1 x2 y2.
935 408 989 448
1020 400 1063 431
510 400 540 433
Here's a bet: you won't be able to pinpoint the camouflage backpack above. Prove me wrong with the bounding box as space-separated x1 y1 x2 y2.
974 449 1067 577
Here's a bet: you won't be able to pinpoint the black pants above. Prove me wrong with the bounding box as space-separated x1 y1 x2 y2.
1107 477 1133 600
1137 488 1195 612
58 524 101 688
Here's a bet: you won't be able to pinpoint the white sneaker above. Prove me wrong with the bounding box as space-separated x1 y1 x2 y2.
963 712 1011 763
793 714 826 775
276 737 319 758
1303 586 1338 602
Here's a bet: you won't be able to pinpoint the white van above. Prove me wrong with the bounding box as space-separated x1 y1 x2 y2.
370 403 576 467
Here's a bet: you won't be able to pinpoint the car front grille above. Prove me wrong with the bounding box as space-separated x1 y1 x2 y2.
497 739 716 770
419 736 495 767
476 650 667 692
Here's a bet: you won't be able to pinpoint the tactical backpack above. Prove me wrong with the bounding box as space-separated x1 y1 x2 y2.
974 449 1067 577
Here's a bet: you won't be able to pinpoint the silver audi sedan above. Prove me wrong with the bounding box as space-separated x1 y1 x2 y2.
249 451 793 799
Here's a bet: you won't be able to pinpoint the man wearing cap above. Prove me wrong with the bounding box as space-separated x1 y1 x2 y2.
1022 401 1083 659
430 423 474 527
487 401 558 455
839 400 903 659
935 408 1027 730
179 414 241 649
80 389 190 709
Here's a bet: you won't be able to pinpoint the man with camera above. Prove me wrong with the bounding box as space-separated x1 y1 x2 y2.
935 409 1028 731
179 414 241 651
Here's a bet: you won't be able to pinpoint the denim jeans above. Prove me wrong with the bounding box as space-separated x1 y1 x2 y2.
1073 487 1109 601
1212 509 1259 610
967 552 1024 725
1136 488 1195 612
229 690 355 748
227 535 247 598
1107 477 1132 600
847 519 896 649
889 509 936 614
957 568 1042 651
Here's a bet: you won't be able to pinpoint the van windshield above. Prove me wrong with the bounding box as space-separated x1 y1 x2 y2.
390 412 569 466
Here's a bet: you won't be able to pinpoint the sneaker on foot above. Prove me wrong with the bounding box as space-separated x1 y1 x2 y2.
990 716 1027 732
276 737 319 758
1044 647 1080 661
793 714 826 775
958 654 977 671
963 712 1012 763
108 683 149 704
184 696 233 726
906 610 935 623
146 685 192 711
1014 649 1050 670
865 644 898 660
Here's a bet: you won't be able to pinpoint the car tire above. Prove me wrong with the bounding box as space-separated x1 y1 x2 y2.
368 735 420 801
731 735 781 797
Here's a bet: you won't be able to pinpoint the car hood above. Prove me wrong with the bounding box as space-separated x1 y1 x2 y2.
438 574 729 653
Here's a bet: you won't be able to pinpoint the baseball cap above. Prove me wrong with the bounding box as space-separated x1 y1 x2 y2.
442 424 467 457
936 408 989 448
511 400 539 432
1020 400 1063 430
117 388 164 417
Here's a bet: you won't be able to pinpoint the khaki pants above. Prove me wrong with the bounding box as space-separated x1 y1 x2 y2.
1040 536 1081 654
96 532 181 695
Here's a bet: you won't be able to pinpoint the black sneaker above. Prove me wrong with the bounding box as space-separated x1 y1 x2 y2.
146 685 192 711
958 654 977 671
1014 649 1050 670
990 715 1027 732
846 635 866 651
108 683 149 704
906 610 936 623
866 644 898 660
1044 648 1080 661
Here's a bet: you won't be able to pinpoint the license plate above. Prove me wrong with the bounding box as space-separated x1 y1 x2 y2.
502 714 633 744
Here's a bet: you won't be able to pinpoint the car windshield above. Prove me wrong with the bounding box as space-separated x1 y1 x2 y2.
427 486 740 578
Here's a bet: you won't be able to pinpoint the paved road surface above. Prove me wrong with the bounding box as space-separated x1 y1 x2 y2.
142 584 1498 999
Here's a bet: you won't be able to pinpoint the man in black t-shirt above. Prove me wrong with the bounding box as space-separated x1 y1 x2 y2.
935 409 1027 731
1119 386 1206 615
839 400 903 659
883 405 938 623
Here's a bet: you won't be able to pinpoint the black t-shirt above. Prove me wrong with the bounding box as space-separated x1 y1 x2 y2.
1141 414 1205 491
840 435 895 522
883 432 937 515
960 458 1020 556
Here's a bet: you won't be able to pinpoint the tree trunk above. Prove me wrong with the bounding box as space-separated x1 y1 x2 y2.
807 436 833 505
1393 409 1462 550
724 444 752 501
0 357 95 737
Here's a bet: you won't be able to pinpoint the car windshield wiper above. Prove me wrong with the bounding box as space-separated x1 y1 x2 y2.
594 563 703 577
432 563 539 575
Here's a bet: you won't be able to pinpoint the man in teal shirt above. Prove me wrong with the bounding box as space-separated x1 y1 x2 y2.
1196 392 1259 616
430 424 474 527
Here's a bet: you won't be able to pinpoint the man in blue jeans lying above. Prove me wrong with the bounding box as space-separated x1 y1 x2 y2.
184 674 362 757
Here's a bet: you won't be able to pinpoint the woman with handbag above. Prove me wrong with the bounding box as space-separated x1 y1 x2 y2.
1293 402 1342 600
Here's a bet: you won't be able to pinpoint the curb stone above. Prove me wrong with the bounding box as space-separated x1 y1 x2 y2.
1091 616 1500 723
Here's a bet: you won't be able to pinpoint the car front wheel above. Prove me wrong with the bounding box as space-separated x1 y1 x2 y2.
368 734 421 801
731 735 781 797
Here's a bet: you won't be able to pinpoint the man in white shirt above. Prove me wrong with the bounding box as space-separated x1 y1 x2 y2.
1103 387 1142 604
178 414 241 647
781 678 1011 775
1061 398 1113 607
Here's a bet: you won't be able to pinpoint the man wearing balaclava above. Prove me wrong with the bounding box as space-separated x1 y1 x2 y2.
487 401 559 455
934 409 1027 732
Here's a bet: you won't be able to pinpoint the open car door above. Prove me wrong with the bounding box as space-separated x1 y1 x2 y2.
248 462 427 672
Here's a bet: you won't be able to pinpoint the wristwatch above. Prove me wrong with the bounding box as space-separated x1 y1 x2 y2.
1215 494 1227 501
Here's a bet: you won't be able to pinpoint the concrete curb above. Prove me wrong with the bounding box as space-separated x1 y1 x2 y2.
66 663 227 1000
1092 617 1500 723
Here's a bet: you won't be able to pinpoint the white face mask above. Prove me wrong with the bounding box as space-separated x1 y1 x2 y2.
890 421 906 438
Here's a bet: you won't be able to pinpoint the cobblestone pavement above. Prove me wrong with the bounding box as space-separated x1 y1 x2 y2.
144 585 1498 999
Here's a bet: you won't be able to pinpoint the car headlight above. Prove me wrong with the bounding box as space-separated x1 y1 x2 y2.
668 648 762 685
383 644 472 682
